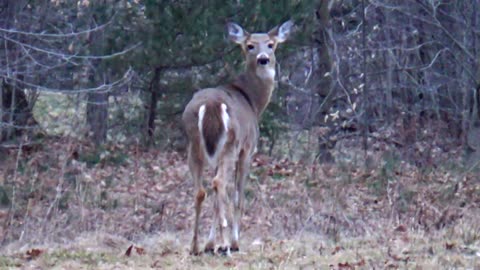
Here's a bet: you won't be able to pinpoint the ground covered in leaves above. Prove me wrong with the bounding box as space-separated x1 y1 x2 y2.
0 137 479 269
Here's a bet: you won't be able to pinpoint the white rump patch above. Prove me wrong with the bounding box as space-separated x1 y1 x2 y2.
198 105 206 133
199 103 230 168
221 103 229 131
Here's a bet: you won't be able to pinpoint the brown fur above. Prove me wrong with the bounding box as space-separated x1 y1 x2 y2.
201 102 225 156
196 188 206 204
212 178 220 192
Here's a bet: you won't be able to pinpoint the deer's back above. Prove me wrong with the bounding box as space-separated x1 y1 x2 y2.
182 86 259 144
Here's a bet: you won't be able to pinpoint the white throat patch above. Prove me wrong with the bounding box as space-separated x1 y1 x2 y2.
256 67 275 80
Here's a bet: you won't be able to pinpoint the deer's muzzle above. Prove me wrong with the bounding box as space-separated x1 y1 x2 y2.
257 52 270 66
257 57 270 65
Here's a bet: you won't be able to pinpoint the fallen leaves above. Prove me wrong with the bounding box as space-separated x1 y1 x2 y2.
332 246 343 255
125 245 146 257
25 248 43 260
336 259 366 269
135 246 146 255
0 136 479 269
445 242 455 250
125 245 133 256
394 225 407 233
223 260 236 267
387 247 409 263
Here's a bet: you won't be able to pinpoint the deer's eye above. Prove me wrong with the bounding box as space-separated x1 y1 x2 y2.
268 43 274 49
247 44 255 51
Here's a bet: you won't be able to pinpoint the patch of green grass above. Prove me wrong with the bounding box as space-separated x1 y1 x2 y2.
303 177 318 189
58 191 71 210
99 190 118 210
271 172 285 181
0 255 21 268
103 151 128 166
397 186 417 213
43 249 117 267
0 185 11 206
78 147 129 168
367 150 400 195
78 151 102 167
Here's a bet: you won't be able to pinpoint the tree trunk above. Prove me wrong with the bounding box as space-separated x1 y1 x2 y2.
314 1 335 162
314 1 333 117
147 67 162 145
361 0 369 156
0 1 35 143
383 9 394 122
1 81 34 143
86 69 108 145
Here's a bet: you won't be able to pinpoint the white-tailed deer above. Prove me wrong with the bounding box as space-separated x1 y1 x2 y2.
182 20 293 255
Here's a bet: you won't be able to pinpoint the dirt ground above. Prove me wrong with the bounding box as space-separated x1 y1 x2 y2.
0 138 479 269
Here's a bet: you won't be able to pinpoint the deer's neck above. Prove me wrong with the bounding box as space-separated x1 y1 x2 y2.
231 70 275 117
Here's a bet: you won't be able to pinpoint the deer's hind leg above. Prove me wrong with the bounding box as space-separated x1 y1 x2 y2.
204 171 218 254
210 142 236 255
188 143 205 256
230 149 252 252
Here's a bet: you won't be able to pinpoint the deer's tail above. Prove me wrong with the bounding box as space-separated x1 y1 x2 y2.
198 102 229 157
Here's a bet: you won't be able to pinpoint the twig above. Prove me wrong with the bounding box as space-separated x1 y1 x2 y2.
0 20 112 38
2 68 133 94
1 135 25 245
2 34 142 60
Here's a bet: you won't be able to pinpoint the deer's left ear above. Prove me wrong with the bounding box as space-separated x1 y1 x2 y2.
268 20 294 43
227 22 248 44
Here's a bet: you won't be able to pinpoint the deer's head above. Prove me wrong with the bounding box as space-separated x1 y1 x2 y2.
227 21 293 80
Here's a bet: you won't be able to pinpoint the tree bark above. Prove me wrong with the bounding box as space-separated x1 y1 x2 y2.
361 0 369 157
147 67 162 145
0 1 35 143
314 1 333 117
314 1 336 162
86 67 109 145
1 79 33 142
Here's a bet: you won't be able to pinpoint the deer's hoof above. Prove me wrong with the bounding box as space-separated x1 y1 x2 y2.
204 242 215 255
217 246 229 256
230 245 239 253
190 247 201 256
230 240 240 252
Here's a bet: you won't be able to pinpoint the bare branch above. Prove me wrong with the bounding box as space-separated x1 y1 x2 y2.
1 68 134 94
0 20 112 38
2 34 142 60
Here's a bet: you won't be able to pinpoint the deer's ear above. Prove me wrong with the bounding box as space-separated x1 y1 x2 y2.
227 22 248 44
269 20 294 43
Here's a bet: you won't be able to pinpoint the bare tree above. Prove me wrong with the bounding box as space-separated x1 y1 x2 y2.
0 0 137 145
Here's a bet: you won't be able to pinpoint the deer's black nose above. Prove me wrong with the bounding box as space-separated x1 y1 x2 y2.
257 58 270 65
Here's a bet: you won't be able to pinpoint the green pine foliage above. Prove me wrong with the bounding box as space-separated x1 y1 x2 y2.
139 1 316 144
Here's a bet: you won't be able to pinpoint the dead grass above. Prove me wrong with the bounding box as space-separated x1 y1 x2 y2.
0 137 479 269
1 229 479 269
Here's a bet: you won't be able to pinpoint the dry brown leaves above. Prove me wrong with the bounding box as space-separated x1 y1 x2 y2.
25 248 43 260
125 245 146 257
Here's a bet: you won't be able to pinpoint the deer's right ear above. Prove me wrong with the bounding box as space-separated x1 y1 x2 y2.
269 20 294 43
227 22 247 44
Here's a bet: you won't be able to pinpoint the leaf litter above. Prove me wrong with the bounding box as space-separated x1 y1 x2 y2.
0 137 478 268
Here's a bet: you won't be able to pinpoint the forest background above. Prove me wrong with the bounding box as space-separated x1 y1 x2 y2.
0 0 479 269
